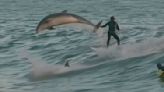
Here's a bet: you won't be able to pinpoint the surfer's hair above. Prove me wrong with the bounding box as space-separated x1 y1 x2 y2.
111 16 115 20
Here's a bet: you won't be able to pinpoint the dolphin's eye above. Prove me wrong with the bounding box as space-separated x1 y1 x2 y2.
44 20 49 23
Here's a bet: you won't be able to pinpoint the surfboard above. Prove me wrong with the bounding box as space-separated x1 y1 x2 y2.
157 70 164 78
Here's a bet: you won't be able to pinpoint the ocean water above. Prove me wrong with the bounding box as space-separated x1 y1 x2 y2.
0 0 164 92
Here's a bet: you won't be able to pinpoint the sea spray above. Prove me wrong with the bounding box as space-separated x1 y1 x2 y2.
18 48 92 79
92 37 164 60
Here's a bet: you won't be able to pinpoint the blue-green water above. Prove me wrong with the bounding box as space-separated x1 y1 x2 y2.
1 0 164 92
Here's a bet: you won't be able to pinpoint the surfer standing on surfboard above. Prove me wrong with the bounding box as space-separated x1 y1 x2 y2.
101 16 120 47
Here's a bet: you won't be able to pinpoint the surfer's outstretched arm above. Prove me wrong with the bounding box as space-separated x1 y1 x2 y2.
101 22 109 28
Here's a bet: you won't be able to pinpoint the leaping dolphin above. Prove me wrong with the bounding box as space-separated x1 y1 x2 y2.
36 10 102 33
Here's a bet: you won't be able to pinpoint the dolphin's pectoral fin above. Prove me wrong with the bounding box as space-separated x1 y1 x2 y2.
48 26 55 30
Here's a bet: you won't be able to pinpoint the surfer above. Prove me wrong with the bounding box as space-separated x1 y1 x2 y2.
65 60 70 67
157 63 164 71
101 16 120 47
157 63 164 77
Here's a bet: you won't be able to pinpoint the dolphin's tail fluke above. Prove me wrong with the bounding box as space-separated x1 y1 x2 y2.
93 20 102 32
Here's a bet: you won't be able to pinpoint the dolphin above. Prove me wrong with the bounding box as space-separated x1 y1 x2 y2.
36 10 102 33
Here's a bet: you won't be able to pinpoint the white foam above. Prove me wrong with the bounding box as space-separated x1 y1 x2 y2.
30 61 88 78
18 48 90 79
92 37 164 60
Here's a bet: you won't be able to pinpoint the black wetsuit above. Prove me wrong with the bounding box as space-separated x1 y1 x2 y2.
157 63 164 71
101 20 120 47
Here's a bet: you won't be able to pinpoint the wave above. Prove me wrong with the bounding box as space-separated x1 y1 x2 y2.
18 48 92 80
30 61 90 79
92 37 164 60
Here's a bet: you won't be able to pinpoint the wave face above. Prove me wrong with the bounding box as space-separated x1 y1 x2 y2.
0 0 164 92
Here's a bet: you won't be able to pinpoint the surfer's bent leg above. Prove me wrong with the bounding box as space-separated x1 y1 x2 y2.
112 33 120 45
107 32 111 47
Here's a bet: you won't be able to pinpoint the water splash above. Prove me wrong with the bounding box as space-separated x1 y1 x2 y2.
92 37 164 60
18 48 90 79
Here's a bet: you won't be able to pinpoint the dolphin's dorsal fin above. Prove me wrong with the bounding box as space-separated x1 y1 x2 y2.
64 60 70 67
61 10 68 13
